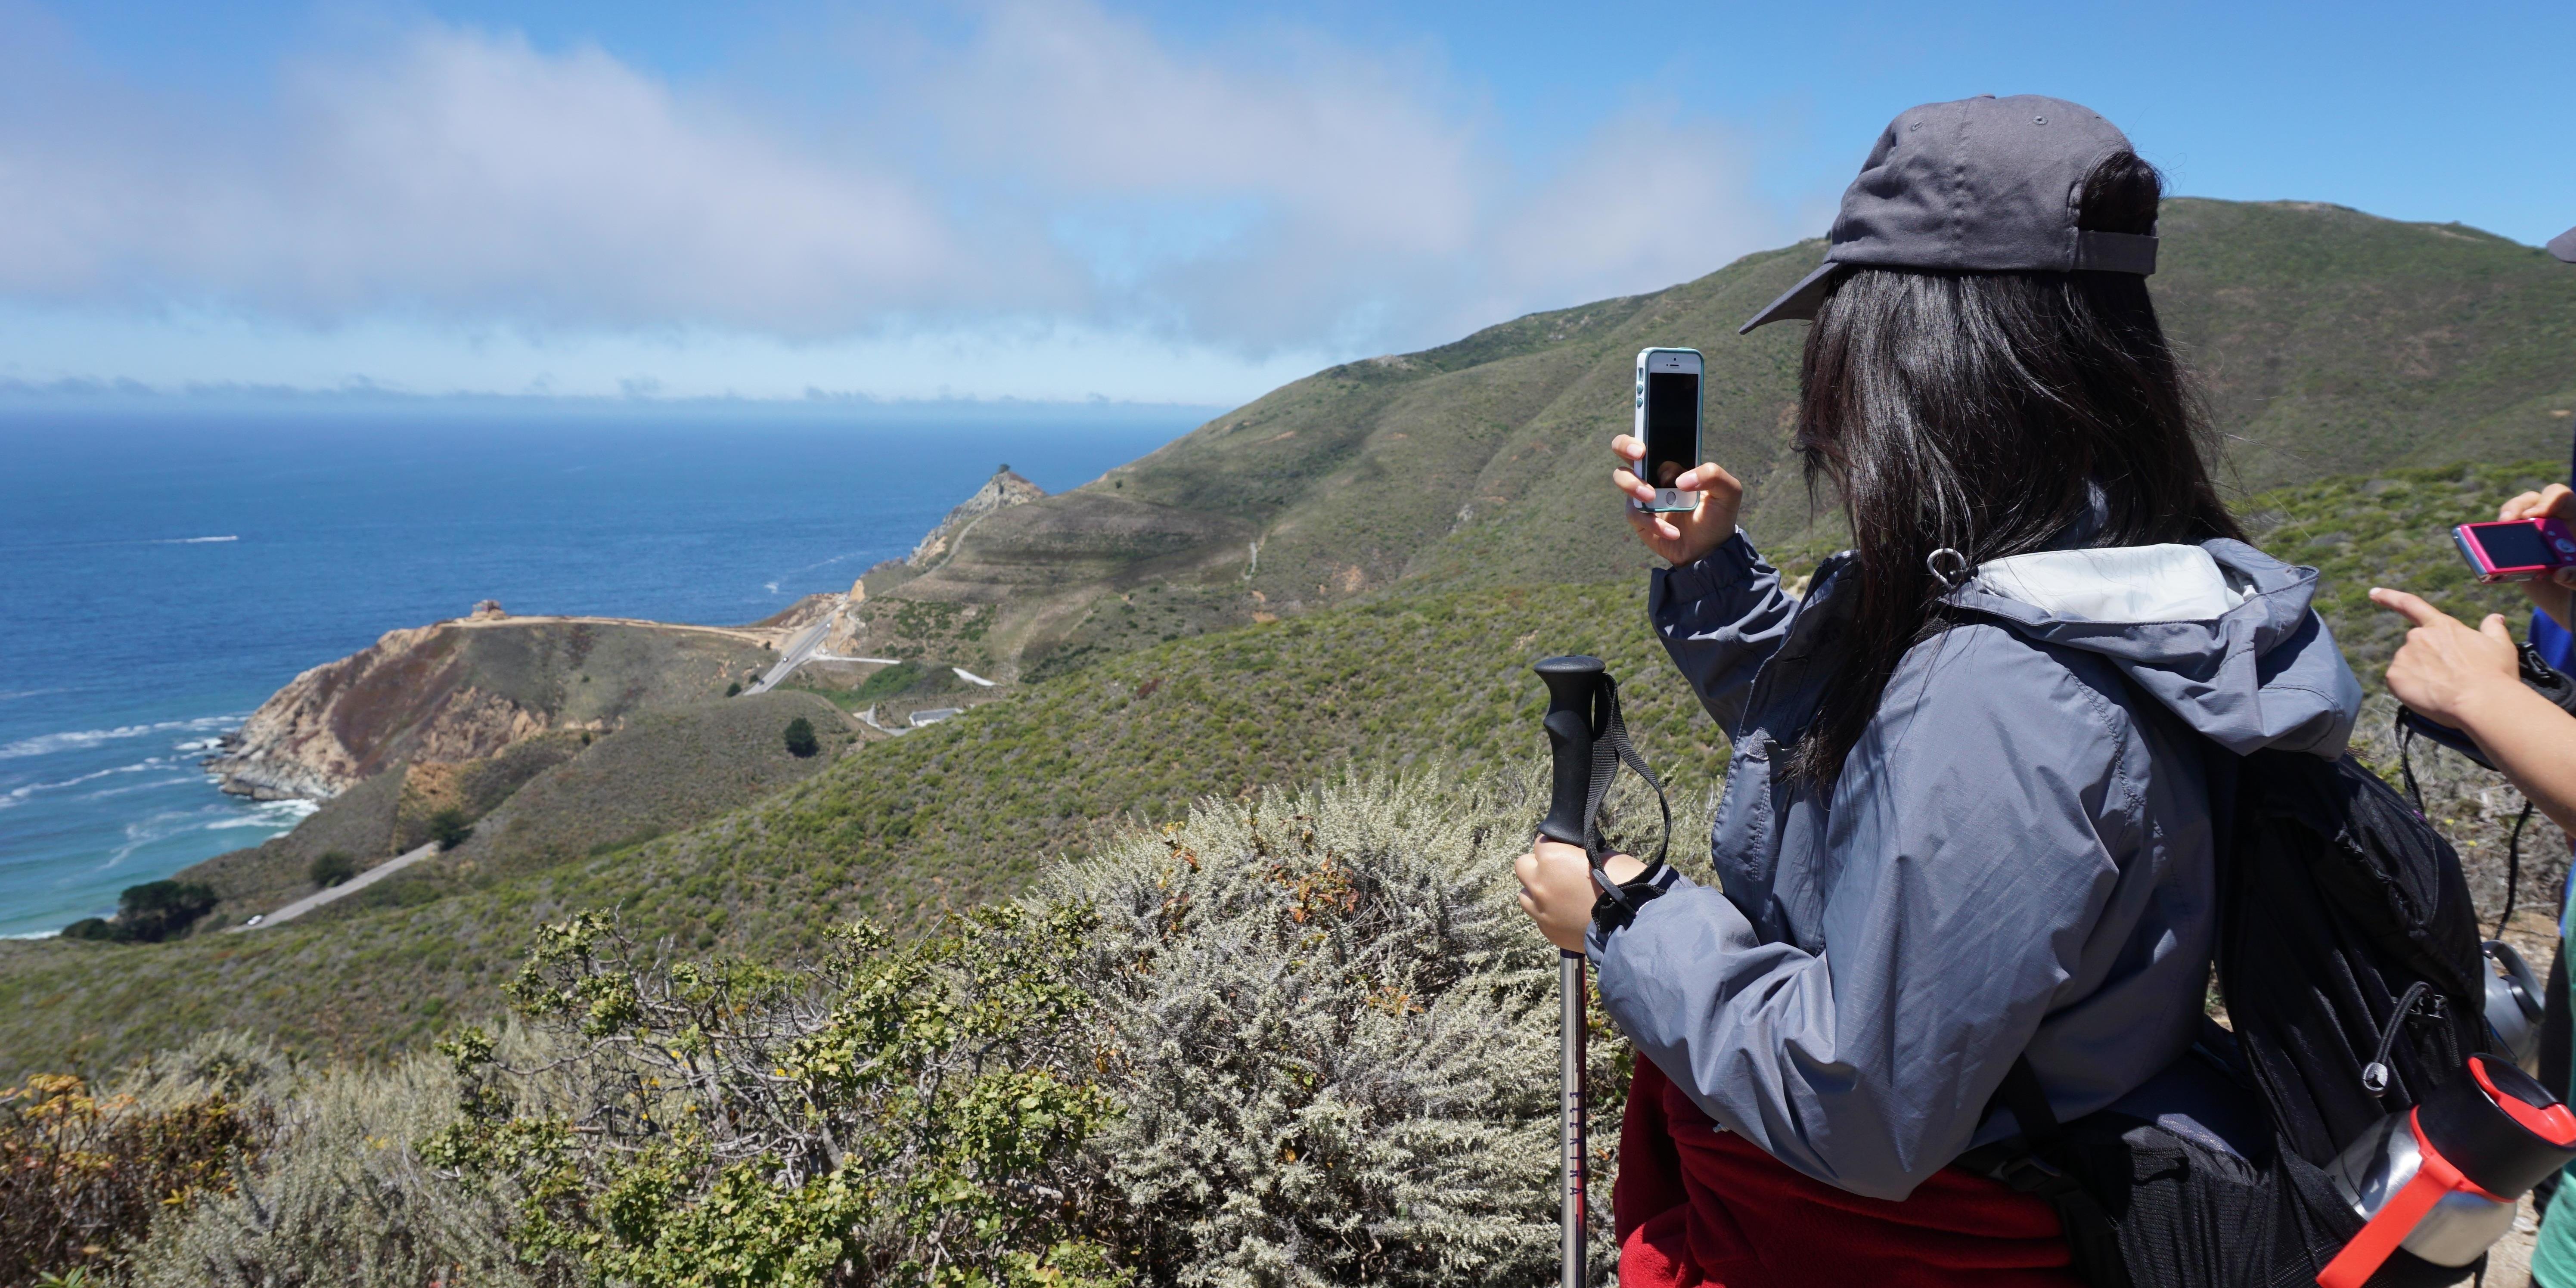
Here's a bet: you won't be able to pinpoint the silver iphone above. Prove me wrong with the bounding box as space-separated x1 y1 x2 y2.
1633 348 1704 512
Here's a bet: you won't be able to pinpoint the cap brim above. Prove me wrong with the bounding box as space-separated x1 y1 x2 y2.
1738 261 1847 334
2551 227 2576 264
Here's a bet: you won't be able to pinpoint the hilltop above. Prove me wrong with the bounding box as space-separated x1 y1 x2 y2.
855 199 2576 681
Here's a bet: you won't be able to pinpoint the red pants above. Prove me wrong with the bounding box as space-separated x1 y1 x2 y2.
1615 1053 2086 1288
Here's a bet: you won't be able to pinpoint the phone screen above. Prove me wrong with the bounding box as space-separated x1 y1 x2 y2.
2473 522 2554 569
1644 371 1700 488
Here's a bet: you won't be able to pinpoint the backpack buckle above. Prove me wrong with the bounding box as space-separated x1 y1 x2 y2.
1993 1151 2074 1194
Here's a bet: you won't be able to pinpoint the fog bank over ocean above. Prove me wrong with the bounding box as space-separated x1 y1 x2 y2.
0 401 1204 937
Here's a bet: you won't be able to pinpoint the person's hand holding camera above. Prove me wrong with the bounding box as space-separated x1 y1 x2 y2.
2497 483 2576 628
2372 585 2576 834
1608 434 1742 567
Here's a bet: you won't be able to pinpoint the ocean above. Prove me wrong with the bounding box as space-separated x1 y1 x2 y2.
0 404 1201 938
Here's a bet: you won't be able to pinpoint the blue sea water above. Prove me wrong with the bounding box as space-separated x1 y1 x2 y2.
0 404 1201 938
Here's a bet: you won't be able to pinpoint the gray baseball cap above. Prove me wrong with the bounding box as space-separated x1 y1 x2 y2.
1741 94 2159 333
2549 227 2576 264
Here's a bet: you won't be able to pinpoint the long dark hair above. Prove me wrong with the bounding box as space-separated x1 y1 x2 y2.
1787 152 2241 787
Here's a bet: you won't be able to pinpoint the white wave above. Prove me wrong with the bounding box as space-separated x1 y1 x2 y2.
763 581 781 593
78 778 197 803
0 688 66 702
778 550 865 578
98 809 204 869
0 714 239 760
0 930 61 940
155 535 239 544
0 757 179 806
208 798 317 829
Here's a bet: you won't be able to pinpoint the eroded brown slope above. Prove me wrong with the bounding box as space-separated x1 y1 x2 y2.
208 615 783 799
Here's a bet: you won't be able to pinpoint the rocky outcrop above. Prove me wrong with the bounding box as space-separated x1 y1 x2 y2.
907 468 1045 568
206 616 775 800
205 625 544 800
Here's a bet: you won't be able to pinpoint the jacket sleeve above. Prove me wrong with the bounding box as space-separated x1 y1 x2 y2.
1588 627 2138 1200
1650 531 1797 736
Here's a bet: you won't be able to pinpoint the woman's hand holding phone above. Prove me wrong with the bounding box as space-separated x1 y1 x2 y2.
1611 434 1741 567
2499 484 2576 629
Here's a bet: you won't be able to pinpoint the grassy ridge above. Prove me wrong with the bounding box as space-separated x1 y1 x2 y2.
872 199 2576 686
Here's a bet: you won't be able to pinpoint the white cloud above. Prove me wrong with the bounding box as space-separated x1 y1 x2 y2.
0 1 1795 397
0 25 981 330
0 302 1329 404
1480 112 1782 323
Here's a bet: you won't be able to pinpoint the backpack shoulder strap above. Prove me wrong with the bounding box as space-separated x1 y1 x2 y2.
1957 1057 2135 1288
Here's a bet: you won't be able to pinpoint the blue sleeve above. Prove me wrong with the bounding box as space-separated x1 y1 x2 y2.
1587 627 2137 1200
1648 531 1796 736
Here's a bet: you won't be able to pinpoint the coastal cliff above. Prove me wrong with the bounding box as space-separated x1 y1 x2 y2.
207 612 782 799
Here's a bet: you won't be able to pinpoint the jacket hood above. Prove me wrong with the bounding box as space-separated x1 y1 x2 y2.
1943 540 2362 757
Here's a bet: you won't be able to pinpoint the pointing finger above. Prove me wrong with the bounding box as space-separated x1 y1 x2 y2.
2369 587 2447 627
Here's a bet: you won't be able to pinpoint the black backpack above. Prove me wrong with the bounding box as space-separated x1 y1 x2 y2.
1961 746 2496 1288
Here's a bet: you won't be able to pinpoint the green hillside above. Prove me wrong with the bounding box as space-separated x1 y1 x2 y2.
8 458 2569 1078
875 199 2576 681
0 579 1717 1078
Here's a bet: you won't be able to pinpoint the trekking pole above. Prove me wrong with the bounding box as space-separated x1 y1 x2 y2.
1534 655 1608 1288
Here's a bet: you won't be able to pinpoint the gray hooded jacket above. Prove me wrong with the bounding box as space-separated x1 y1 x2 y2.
1589 531 2363 1201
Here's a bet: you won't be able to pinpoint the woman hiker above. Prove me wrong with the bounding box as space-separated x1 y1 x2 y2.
1515 95 2363 1287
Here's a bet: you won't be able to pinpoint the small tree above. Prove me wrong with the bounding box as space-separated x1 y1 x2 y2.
115 881 219 943
782 716 819 758
308 852 357 888
724 682 741 698
427 808 475 851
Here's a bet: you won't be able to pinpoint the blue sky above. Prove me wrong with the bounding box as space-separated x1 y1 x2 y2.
2 0 2567 406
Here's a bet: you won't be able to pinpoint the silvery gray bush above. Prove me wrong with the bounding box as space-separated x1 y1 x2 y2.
122 1029 573 1288
1046 768 1643 1288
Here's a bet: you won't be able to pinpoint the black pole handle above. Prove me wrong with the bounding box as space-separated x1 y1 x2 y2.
1536 655 1605 851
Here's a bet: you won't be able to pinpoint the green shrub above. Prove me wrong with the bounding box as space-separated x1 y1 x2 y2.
58 919 115 942
308 853 358 889
853 660 919 699
422 908 1122 1288
782 716 819 758
0 1050 272 1284
426 809 475 852
726 681 742 697
113 881 220 943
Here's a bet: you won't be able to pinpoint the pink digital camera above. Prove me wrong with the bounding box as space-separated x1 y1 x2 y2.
2454 517 2576 583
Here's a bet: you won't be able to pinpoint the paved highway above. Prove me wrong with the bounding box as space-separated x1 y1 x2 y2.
230 841 439 931
745 619 832 695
